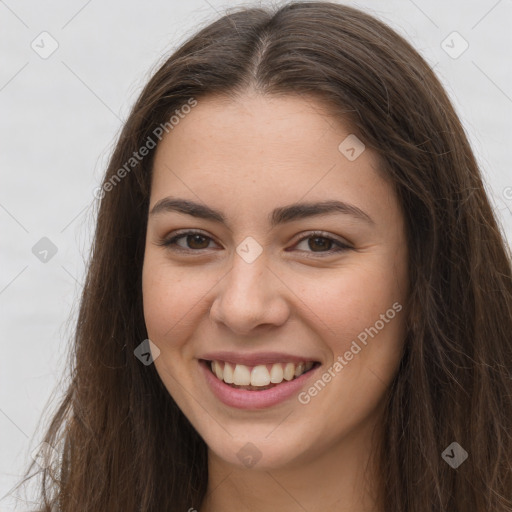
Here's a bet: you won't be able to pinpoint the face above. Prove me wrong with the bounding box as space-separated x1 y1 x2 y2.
142 92 408 470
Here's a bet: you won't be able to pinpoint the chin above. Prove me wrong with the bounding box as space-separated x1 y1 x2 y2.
205 431 308 471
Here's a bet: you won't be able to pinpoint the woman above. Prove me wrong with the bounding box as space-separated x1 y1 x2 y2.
15 2 512 511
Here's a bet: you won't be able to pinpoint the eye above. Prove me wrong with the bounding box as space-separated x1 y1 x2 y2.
157 229 352 257
290 231 352 256
156 230 218 252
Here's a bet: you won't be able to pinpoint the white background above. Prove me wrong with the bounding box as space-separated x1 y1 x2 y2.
1 0 511 509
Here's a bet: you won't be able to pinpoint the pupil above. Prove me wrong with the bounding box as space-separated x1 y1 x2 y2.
189 234 208 249
310 237 331 251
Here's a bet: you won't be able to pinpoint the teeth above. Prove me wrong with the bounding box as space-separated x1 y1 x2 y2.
269 363 284 383
210 360 315 387
283 363 295 381
212 360 223 380
223 362 234 384
251 365 271 386
233 364 251 385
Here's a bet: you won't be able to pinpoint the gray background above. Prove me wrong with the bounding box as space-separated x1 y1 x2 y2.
1 0 511 509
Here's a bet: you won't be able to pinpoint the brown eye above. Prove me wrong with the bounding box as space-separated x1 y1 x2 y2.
307 236 334 252
184 234 211 250
292 231 352 256
158 230 352 257
157 230 217 252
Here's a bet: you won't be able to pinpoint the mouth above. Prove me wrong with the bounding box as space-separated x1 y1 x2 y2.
198 357 321 409
203 359 320 391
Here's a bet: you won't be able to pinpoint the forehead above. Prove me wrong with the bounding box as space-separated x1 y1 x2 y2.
149 93 395 227
154 93 350 164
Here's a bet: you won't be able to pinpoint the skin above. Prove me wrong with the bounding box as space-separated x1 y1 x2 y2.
142 91 409 512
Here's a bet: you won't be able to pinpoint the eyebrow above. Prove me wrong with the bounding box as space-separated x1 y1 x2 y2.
149 197 374 227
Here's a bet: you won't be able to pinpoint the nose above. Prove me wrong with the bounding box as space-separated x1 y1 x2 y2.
209 251 291 335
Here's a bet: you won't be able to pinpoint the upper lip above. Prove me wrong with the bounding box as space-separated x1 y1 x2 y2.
199 351 320 366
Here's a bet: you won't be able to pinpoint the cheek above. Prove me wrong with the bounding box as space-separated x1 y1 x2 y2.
141 255 211 343
141 257 200 401
300 259 406 352
295 264 406 433
142 262 178 341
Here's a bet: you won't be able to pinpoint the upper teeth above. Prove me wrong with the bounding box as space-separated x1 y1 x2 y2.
210 360 314 386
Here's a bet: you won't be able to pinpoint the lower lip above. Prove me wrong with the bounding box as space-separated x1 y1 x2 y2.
199 360 319 410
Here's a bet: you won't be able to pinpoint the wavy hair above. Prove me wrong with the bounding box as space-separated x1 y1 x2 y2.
12 2 512 511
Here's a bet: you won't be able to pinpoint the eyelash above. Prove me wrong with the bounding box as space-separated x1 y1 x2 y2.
156 229 352 257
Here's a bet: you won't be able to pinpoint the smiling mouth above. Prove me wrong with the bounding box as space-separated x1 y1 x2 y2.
202 359 320 391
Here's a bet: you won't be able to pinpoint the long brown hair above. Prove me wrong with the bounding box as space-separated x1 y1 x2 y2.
12 2 512 511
